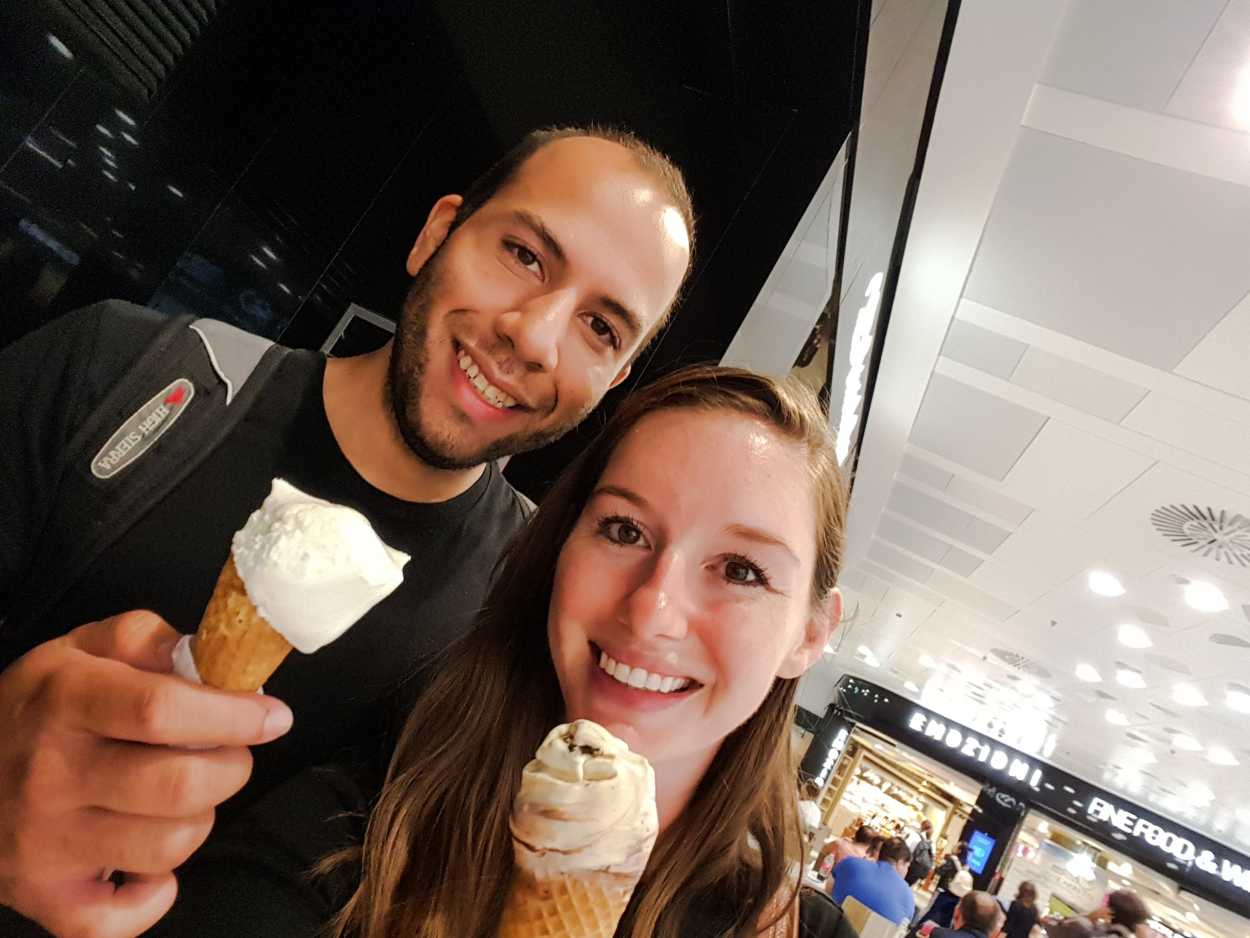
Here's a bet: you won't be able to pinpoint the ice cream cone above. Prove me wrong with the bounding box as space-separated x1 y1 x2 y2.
497 853 637 938
191 554 293 692
497 721 657 938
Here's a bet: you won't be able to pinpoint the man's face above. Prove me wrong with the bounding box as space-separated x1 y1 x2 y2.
389 137 691 470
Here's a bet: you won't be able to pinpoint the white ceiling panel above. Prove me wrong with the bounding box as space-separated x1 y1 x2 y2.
999 420 1155 519
940 318 1027 379
927 568 1018 621
937 544 983 577
1011 346 1148 423
876 512 956 564
1165 0 1250 131
942 474 1033 526
887 479 1014 552
964 129 1250 370
1174 289 1250 403
857 559 949 608
966 555 1061 609
867 539 936 584
1122 391 1250 478
898 452 954 489
1040 0 1226 112
909 372 1048 478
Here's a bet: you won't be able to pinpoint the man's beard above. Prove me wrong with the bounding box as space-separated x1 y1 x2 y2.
386 247 594 471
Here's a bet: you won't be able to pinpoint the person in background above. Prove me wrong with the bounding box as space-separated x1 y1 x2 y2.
926 891 1003 938
934 841 969 893
799 780 823 842
817 822 879 880
1049 889 1150 938
906 819 935 886
829 836 917 926
916 868 973 930
1001 881 1039 938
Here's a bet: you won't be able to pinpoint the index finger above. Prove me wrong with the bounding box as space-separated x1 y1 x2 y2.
62 653 293 747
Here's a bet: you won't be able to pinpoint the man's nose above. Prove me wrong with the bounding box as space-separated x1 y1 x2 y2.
620 551 690 642
495 287 577 373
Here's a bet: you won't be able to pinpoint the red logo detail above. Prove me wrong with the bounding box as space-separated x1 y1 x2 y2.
164 385 187 406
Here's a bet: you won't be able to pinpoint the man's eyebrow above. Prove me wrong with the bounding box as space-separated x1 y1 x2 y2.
725 524 800 563
510 210 566 265
598 296 644 345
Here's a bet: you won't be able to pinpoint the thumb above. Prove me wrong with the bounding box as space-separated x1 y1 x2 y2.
31 872 177 938
64 610 184 674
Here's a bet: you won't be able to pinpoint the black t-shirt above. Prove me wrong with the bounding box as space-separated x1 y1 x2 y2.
0 301 531 807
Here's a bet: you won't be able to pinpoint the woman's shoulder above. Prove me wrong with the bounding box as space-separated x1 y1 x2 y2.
800 889 858 938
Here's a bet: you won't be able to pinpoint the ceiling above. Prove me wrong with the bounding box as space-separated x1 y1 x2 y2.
805 0 1250 860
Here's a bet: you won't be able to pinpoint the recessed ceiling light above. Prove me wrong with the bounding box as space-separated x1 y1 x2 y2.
904 680 920 693
1208 746 1239 766
1116 667 1147 689
1089 570 1125 597
919 653 937 669
822 642 835 654
1106 709 1129 726
1173 683 1209 707
1172 733 1202 752
1227 686 1250 714
1118 624 1153 649
1184 580 1228 613
1076 663 1102 683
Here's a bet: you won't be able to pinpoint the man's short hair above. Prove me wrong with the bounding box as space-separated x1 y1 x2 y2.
449 125 696 334
879 836 912 865
921 819 933 833
960 891 1002 934
1107 890 1150 930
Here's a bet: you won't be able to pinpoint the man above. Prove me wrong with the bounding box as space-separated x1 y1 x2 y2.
0 126 694 938
830 835 917 926
907 818 935 885
930 891 1003 938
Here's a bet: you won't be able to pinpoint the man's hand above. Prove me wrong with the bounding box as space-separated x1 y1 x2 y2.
0 611 294 938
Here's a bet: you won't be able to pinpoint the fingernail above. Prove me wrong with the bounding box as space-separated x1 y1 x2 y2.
261 703 294 740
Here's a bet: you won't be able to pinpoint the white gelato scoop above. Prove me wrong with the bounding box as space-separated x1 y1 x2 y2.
511 720 658 875
227 478 410 654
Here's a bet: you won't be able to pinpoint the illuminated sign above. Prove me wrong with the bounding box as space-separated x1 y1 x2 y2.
834 272 884 465
815 727 850 787
906 710 1044 788
1087 797 1250 896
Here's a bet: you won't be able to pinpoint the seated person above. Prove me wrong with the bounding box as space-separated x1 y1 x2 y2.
928 891 1002 938
151 365 858 937
830 835 917 926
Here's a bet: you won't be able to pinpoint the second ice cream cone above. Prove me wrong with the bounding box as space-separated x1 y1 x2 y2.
192 554 292 692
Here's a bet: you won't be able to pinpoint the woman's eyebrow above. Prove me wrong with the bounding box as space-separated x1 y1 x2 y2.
723 523 799 562
591 484 652 512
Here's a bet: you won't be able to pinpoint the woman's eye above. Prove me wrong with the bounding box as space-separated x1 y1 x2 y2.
586 314 620 350
723 558 768 587
507 241 542 275
598 516 647 547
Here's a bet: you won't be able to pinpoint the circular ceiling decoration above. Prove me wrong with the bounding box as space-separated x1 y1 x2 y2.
990 647 1052 679
1150 505 1250 566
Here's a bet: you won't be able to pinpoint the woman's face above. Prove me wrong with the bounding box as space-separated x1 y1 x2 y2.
547 407 834 770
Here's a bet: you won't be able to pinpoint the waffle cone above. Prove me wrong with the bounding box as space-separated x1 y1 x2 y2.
497 867 636 938
191 554 292 692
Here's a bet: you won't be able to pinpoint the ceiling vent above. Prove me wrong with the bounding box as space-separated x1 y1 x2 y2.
1210 633 1250 648
990 648 1052 679
1151 505 1250 566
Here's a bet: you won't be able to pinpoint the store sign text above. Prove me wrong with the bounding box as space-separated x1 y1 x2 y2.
815 728 850 787
907 711 1043 788
1087 797 1250 895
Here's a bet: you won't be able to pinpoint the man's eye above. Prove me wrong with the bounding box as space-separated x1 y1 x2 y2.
586 314 620 350
506 241 542 275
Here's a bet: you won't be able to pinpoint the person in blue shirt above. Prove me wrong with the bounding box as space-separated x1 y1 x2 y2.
831 835 917 925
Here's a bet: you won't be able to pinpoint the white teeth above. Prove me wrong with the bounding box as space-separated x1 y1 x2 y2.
597 651 692 694
456 348 517 409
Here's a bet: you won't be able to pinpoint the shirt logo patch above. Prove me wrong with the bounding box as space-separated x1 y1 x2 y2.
91 378 195 479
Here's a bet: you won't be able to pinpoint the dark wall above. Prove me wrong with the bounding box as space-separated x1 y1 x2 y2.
0 0 866 495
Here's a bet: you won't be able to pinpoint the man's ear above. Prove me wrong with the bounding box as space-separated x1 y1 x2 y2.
406 194 464 276
777 587 843 679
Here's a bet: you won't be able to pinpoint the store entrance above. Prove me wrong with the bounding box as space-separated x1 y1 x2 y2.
808 725 982 910
997 812 1250 938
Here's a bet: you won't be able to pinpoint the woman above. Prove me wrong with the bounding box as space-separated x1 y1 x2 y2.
158 365 851 937
1002 881 1039 938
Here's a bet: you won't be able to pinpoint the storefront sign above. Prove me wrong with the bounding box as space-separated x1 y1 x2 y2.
905 710 1045 789
800 709 856 788
1086 796 1250 895
815 727 850 787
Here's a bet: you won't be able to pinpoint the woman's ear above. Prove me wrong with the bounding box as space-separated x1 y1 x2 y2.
777 587 843 679
406 194 464 275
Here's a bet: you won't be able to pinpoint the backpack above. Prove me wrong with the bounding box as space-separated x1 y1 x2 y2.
908 836 935 880
3 312 289 646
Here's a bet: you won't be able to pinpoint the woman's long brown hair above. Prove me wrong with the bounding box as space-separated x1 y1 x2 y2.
326 364 848 937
